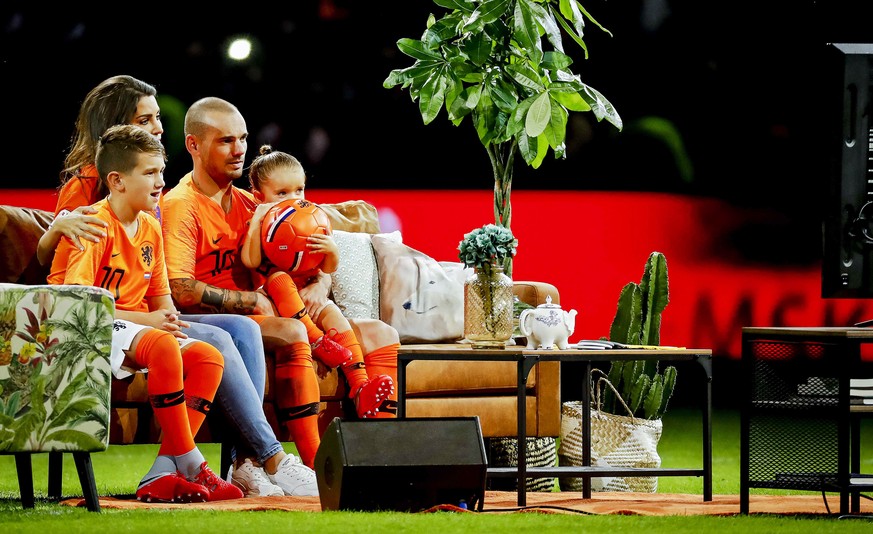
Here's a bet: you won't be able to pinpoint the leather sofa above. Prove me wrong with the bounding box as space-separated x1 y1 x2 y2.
0 202 561 447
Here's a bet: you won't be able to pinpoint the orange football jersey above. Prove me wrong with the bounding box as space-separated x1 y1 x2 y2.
162 173 259 291
48 198 169 312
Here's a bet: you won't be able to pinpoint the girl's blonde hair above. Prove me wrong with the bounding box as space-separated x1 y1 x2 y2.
248 145 304 192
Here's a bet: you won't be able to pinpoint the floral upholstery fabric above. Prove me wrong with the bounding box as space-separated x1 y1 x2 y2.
0 284 113 453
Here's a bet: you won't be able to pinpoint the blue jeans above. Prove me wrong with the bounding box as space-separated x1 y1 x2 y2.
182 314 283 466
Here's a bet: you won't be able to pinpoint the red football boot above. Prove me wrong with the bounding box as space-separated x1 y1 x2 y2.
136 473 209 503
311 328 353 368
188 462 244 501
354 374 395 418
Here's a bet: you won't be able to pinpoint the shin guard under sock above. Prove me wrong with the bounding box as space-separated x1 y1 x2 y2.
331 329 369 396
363 343 400 418
180 340 223 438
274 341 321 467
135 329 195 456
265 272 323 342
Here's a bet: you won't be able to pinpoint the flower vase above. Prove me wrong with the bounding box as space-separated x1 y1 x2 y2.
464 264 514 348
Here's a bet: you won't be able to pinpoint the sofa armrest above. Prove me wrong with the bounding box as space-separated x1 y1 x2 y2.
513 280 559 307
0 206 53 284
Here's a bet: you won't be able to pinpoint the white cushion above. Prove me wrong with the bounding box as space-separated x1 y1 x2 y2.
330 230 400 319
371 235 466 343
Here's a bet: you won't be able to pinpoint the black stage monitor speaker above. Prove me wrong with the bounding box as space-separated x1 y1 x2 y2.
314 417 488 512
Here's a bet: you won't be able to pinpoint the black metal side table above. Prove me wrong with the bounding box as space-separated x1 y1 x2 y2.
397 344 713 508
740 327 873 515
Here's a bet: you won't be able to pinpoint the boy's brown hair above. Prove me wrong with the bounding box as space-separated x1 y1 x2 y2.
95 124 166 185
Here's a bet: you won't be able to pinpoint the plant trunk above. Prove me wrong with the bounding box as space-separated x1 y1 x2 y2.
488 140 518 276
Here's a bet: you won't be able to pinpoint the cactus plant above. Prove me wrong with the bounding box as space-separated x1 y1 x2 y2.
601 251 676 420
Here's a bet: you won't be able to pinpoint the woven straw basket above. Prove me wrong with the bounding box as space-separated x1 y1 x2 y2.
558 377 663 492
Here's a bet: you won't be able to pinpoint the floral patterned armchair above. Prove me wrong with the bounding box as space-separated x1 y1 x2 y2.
0 283 113 512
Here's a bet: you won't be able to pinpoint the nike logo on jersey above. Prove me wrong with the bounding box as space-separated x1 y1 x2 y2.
212 236 223 245
111 252 121 257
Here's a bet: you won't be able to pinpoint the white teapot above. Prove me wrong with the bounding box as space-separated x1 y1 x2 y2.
519 296 578 350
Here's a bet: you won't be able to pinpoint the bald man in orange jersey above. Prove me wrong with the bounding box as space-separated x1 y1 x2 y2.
162 98 400 470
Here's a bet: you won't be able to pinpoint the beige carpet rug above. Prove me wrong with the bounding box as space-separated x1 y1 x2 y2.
60 491 873 516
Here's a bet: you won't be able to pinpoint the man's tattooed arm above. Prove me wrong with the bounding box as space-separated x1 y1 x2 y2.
169 278 261 315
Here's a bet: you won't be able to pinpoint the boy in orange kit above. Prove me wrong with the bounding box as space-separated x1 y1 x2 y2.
48 124 242 503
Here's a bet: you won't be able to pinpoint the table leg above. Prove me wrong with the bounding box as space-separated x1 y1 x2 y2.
699 356 713 502
582 362 592 499
397 358 408 418
517 357 526 507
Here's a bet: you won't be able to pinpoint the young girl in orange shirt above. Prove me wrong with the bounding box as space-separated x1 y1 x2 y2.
241 146 396 418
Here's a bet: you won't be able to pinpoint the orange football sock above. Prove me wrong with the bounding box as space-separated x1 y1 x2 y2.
179 341 224 437
364 343 400 418
135 329 195 456
331 329 369 395
265 271 323 342
274 341 321 468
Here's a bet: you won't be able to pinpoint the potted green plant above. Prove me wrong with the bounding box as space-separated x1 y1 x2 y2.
384 0 622 275
559 251 674 493
458 224 518 347
604 251 676 420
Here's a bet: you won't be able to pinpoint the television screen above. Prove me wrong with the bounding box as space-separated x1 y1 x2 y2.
822 43 873 298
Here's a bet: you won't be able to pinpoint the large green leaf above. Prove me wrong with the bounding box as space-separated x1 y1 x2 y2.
475 0 511 25
425 14 464 44
518 129 537 165
419 69 449 124
579 83 623 130
576 1 613 37
553 5 588 58
542 98 568 149
491 76 518 113
462 31 492 66
474 88 497 145
513 0 542 65
450 83 482 121
397 38 442 61
542 51 573 70
443 70 464 120
550 83 591 111
525 91 551 137
531 133 548 168
526 0 564 54
559 0 586 38
383 60 442 89
505 63 544 91
507 93 535 137
433 0 475 13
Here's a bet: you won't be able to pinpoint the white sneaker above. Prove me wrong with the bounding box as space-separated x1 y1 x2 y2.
231 459 285 497
268 454 319 496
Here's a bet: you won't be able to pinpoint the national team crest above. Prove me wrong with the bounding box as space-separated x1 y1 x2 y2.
141 245 154 267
